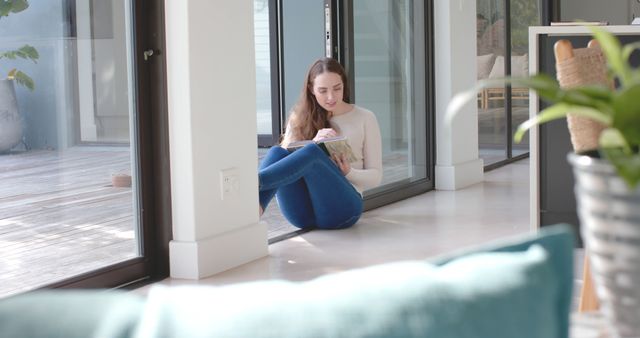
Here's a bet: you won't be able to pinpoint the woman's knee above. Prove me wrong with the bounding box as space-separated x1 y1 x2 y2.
266 145 289 158
260 146 289 169
299 143 325 157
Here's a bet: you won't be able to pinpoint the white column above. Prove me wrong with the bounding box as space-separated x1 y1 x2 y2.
434 0 484 190
164 0 268 279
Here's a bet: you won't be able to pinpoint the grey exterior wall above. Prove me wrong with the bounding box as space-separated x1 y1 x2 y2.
561 0 633 25
0 2 73 150
281 0 325 118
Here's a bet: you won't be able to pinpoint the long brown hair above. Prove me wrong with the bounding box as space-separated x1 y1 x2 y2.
281 58 350 146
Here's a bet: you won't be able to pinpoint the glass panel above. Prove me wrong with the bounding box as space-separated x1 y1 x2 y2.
254 0 272 135
281 0 325 120
0 0 140 297
511 0 540 157
352 0 427 195
477 0 507 165
261 0 325 240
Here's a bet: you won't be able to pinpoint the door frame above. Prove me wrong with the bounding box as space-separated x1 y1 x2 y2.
45 0 172 290
261 0 435 211
337 0 436 210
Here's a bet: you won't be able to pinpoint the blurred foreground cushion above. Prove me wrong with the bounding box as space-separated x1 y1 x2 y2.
0 225 573 338
134 225 574 338
0 290 144 338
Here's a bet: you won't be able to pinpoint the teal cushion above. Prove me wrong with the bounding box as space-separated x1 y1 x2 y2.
0 290 144 338
0 225 574 338
133 225 574 338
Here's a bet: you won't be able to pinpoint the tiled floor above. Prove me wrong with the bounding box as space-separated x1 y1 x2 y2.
142 158 536 288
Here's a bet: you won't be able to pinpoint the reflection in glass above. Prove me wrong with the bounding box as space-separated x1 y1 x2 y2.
254 0 272 135
510 0 539 157
0 0 139 298
476 0 539 165
352 0 427 195
477 0 508 166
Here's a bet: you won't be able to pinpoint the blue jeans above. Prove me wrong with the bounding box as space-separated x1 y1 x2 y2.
259 144 363 229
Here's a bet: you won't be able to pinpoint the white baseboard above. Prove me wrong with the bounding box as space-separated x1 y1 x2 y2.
169 221 268 279
435 158 484 190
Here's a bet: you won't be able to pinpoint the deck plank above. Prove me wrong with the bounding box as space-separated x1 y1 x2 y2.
0 148 136 298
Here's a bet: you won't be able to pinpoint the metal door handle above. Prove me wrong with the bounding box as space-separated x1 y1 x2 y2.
143 49 155 61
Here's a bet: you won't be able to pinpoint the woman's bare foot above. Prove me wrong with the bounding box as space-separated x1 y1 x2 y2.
259 205 264 217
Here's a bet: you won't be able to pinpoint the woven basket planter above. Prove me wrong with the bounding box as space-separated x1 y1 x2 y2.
568 152 640 337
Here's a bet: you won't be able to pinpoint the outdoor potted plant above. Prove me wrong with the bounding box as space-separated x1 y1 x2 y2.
0 0 39 153
447 26 640 337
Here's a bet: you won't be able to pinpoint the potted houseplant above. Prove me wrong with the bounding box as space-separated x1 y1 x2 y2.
447 26 640 337
0 0 39 153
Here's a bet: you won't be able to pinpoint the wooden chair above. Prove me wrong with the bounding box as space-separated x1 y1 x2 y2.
554 39 609 312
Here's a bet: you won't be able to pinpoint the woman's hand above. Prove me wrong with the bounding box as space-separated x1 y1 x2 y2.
313 128 337 142
331 153 351 176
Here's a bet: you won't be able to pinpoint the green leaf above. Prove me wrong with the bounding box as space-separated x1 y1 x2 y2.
556 86 614 114
12 70 34 91
589 26 630 85
599 128 631 153
600 147 640 189
0 0 28 17
514 103 570 143
622 41 640 64
611 83 640 146
16 44 38 62
0 45 39 62
0 2 12 16
514 103 611 143
10 0 29 13
508 74 562 102
444 74 557 126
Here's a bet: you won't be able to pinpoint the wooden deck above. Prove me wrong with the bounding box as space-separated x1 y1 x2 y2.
1 147 410 298
0 147 136 298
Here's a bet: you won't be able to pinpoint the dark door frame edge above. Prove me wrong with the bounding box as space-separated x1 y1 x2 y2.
41 0 172 292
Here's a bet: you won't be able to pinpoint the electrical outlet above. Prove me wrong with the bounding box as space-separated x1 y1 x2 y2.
220 168 239 200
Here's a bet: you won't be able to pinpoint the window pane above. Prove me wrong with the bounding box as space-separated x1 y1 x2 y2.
477 0 508 165
0 0 140 297
511 0 539 157
254 0 272 135
352 0 428 195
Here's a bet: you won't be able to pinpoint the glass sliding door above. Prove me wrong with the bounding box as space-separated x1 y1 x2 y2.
510 0 539 157
476 0 540 168
255 0 282 146
477 0 508 166
280 0 326 123
347 0 431 205
256 0 433 240
0 0 166 297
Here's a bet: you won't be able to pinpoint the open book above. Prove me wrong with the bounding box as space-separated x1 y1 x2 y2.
287 136 358 163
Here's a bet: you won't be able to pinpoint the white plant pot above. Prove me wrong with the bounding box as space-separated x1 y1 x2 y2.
0 79 22 153
568 152 640 337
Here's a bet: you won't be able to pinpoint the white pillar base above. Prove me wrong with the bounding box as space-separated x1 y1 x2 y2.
435 158 484 190
169 221 268 279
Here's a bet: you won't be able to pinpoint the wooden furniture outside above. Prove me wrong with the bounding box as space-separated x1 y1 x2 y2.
480 87 529 109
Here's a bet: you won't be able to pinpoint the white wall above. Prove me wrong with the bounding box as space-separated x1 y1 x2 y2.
165 0 267 279
434 0 484 190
